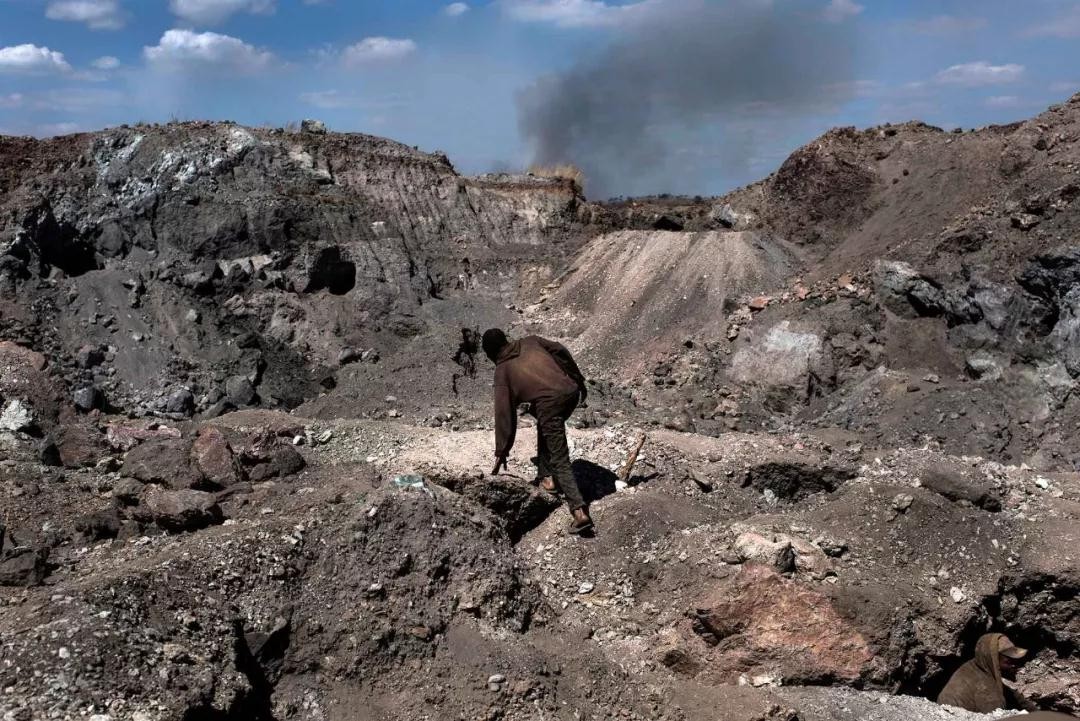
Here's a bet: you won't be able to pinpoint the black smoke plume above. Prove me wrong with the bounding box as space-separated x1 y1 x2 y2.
517 0 858 198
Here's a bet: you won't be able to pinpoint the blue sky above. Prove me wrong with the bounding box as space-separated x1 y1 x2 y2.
0 0 1078 197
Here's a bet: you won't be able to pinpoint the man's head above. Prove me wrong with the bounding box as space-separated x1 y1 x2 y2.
998 635 1028 678
482 328 509 362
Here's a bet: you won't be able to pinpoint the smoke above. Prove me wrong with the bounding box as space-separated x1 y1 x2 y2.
516 0 858 198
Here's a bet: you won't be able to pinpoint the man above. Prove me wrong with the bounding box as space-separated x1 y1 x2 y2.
482 328 593 534
938 633 1038 713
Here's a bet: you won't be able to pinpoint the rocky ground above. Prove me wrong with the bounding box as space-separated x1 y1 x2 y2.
2 100 1080 720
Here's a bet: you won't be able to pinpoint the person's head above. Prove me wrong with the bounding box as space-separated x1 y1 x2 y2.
482 328 508 362
997 635 1027 678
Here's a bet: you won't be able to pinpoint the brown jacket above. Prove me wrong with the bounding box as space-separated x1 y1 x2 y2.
493 336 586 456
938 633 1036 713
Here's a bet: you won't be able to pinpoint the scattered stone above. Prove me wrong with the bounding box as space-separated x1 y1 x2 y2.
185 309 201 323
577 582 595 594
301 118 328 134
75 344 106 369
748 295 771 311
338 348 361 365
1011 214 1041 231
73 386 102 413
950 586 965 604
734 531 796 574
892 494 914 512
165 388 196 416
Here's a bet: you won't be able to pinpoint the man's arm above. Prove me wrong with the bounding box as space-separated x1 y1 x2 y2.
1004 683 1038 712
537 337 588 399
494 377 517 460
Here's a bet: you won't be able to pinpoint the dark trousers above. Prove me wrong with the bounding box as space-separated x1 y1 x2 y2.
533 392 585 511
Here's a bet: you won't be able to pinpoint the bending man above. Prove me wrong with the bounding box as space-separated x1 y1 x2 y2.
483 329 593 534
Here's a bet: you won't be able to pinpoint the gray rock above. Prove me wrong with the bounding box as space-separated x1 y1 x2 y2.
965 352 1005 381
301 118 328 134
185 309 201 323
165 388 196 416
112 477 144 505
73 386 102 412
338 347 361 366
1011 213 1040 230
225 376 256 407
0 548 49 587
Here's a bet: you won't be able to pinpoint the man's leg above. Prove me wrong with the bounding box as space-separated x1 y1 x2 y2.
535 396 586 511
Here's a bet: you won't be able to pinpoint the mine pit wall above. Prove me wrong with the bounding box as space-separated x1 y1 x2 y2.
0 124 589 416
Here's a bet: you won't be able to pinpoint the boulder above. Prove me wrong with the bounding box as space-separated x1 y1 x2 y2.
730 322 833 404
246 445 305 481
74 508 122 542
965 352 1005 381
55 422 107 468
191 427 242 487
166 388 196 416
73 386 102 413
691 565 877 684
919 463 1002 511
734 531 796 573
0 548 49 587
301 118 328 134
225 375 257 407
0 399 35 433
122 438 206 490
140 487 223 533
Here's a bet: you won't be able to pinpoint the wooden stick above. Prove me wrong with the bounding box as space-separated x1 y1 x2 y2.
618 434 647 484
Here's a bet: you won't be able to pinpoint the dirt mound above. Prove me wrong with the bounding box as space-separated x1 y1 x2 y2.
541 229 797 370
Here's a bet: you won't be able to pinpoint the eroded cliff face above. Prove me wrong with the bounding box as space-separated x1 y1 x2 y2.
0 122 586 419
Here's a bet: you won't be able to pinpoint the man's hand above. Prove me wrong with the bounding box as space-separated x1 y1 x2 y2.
491 454 507 476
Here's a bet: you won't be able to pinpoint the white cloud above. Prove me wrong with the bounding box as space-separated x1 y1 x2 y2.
1027 6 1080 38
45 0 125 30
169 0 275 26
445 2 469 16
935 61 1024 87
985 95 1021 109
341 37 417 66
912 15 988 35
500 0 656 28
92 55 120 70
823 0 863 23
0 44 72 74
0 93 24 109
144 30 273 73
